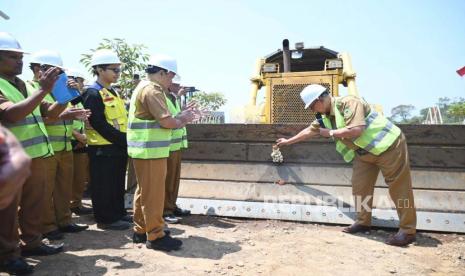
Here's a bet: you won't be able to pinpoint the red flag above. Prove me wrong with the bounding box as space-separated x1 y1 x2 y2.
457 66 465 77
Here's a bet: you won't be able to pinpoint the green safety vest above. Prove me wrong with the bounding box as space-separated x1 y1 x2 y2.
0 78 53 158
178 98 188 149
323 97 401 163
72 102 85 140
27 79 40 91
127 81 172 159
166 94 187 151
43 93 73 152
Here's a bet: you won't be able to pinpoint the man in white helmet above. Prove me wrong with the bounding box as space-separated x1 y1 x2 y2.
128 54 196 251
0 32 68 274
162 79 191 224
276 84 417 247
82 49 131 230
29 50 89 241
66 69 92 216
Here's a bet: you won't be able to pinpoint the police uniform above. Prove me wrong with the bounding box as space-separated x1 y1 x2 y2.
70 101 89 210
32 79 74 234
128 81 172 241
311 95 416 234
164 92 188 216
83 82 128 224
0 77 53 261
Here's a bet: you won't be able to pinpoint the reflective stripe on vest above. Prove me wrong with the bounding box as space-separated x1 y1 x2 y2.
4 116 44 127
0 78 53 158
166 94 184 152
86 83 128 145
326 97 401 162
127 81 172 159
128 121 162 129
44 93 73 152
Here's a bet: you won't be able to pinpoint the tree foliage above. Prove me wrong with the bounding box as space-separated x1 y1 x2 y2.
390 97 465 124
191 91 227 111
447 102 465 122
80 38 149 92
390 104 415 123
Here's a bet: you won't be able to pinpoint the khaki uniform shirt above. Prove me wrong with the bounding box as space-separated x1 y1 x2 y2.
0 77 52 120
309 95 371 149
134 81 171 121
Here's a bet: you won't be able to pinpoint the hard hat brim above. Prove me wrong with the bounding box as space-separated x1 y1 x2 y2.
0 48 29 54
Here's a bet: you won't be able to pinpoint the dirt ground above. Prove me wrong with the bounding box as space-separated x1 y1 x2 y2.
8 208 465 276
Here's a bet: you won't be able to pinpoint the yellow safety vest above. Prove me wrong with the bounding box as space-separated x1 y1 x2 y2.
86 83 128 146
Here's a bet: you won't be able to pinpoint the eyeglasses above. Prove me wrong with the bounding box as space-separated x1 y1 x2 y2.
106 67 121 74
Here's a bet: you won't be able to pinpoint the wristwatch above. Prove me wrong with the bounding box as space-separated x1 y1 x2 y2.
329 130 335 138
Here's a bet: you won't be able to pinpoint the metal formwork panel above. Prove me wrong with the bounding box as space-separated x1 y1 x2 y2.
177 198 465 233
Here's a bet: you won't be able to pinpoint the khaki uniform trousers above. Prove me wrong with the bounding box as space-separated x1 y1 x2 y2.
351 133 417 234
0 157 47 261
70 152 89 209
133 158 166 241
126 157 138 192
164 150 182 215
42 150 73 233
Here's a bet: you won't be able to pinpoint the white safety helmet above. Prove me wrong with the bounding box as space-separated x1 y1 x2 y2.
300 84 328 109
172 78 181 85
90 49 120 67
30 50 64 68
66 68 85 80
147 54 179 77
0 32 27 53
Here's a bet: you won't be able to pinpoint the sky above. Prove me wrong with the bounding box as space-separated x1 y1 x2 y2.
2 0 464 121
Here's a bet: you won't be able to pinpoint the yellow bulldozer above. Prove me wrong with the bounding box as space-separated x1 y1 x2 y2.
249 39 381 123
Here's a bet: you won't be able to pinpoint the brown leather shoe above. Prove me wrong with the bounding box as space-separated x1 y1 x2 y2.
342 223 371 234
385 231 416 247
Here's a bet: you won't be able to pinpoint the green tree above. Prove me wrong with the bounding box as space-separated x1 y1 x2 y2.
80 38 149 92
191 91 227 111
390 104 415 123
447 102 465 123
432 97 465 123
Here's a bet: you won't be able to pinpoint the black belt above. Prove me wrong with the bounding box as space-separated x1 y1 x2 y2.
355 148 369 156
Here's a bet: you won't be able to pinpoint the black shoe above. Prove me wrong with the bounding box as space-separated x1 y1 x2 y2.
146 235 182 252
385 231 416 247
174 206 191 217
59 223 89 233
120 215 133 223
342 223 371 234
21 243 64 257
43 229 64 240
133 230 171 244
133 232 147 244
0 257 34 275
97 220 131 230
164 214 179 224
70 206 93 215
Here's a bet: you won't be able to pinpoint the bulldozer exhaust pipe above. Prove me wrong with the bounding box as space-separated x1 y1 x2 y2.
283 39 291 72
